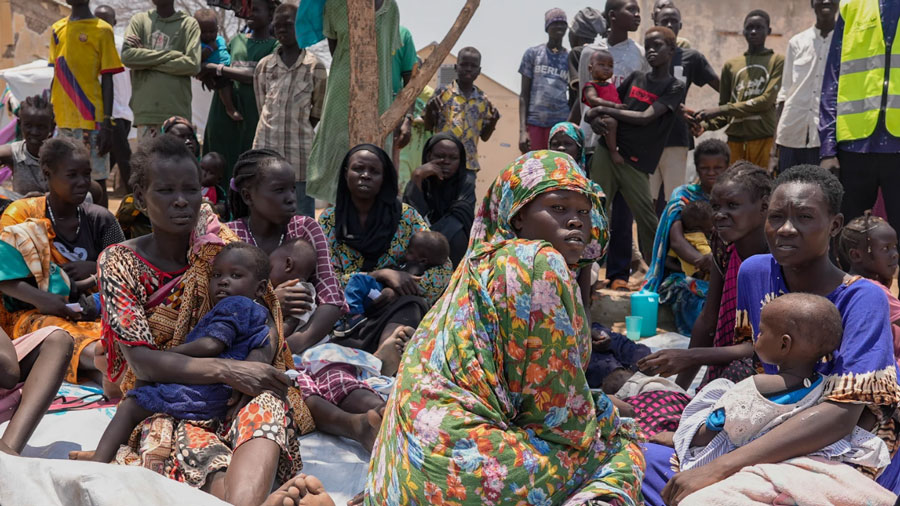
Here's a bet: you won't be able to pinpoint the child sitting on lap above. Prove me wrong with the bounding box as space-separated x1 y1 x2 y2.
86 243 276 463
269 237 318 330
340 231 449 329
673 293 890 472
667 200 713 280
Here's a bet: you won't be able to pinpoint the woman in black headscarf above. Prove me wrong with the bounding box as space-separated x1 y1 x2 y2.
319 144 452 364
402 133 477 267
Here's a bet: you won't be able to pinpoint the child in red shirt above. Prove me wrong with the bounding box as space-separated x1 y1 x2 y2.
582 49 625 164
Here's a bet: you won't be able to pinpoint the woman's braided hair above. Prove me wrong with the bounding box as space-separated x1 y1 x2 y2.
228 148 286 220
714 161 773 203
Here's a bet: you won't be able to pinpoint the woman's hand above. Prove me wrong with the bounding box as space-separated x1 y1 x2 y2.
649 431 676 447
371 269 421 297
662 464 730 506
221 360 291 397
275 280 315 319
63 261 98 282
410 162 443 190
34 292 82 320
637 349 696 377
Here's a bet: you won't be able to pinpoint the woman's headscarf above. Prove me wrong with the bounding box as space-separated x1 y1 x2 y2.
414 133 476 226
161 116 199 157
469 150 608 266
548 122 586 169
334 144 402 271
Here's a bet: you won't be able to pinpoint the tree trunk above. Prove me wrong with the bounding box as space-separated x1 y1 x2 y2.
345 0 480 147
346 0 380 145
377 0 479 141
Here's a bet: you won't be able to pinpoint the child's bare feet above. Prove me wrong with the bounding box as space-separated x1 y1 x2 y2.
0 440 19 456
374 326 413 376
68 450 97 461
350 406 384 452
263 474 336 506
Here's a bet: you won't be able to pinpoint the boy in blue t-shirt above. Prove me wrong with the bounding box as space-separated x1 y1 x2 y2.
518 8 571 152
195 9 242 121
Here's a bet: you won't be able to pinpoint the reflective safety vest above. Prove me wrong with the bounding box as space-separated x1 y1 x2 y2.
836 0 900 141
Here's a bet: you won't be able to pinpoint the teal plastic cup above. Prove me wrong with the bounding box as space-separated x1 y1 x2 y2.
625 316 643 341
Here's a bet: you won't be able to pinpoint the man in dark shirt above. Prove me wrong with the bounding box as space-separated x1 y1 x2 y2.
586 26 685 262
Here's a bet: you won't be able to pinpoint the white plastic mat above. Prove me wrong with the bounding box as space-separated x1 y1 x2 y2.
0 383 371 505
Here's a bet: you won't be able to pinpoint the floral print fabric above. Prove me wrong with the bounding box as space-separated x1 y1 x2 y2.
319 203 451 306
365 151 643 505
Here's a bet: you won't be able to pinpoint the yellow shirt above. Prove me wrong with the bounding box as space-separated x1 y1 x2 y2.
49 17 124 130
668 231 711 279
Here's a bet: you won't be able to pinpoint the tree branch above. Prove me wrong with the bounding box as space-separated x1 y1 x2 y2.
377 0 479 141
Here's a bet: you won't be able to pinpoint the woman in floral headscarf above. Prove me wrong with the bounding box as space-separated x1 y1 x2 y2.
365 151 644 506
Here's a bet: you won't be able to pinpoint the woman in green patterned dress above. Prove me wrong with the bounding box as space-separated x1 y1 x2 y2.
364 150 645 505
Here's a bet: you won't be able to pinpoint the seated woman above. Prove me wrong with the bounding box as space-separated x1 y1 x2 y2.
643 165 900 505
402 133 476 268
226 149 347 355
365 151 644 505
115 116 201 240
319 144 451 374
0 326 73 455
0 137 124 394
638 163 772 390
547 121 609 308
643 139 730 335
90 135 318 506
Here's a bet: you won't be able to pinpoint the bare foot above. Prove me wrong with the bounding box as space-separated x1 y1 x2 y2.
373 326 414 376
350 407 384 452
0 440 19 456
68 450 96 460
263 474 336 506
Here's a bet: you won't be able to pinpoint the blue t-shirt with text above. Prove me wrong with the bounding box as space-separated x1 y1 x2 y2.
519 44 570 127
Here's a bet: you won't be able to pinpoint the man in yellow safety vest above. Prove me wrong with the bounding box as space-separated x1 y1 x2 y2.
820 0 900 232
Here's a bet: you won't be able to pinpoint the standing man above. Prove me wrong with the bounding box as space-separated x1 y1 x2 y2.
50 0 124 208
518 8 571 152
586 27 684 265
695 10 784 171
652 0 691 48
574 0 648 291
820 0 900 233
653 5 719 204
121 0 200 144
775 0 837 174
94 5 134 195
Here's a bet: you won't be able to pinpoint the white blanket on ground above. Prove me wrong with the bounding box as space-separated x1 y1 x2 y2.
0 383 370 505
